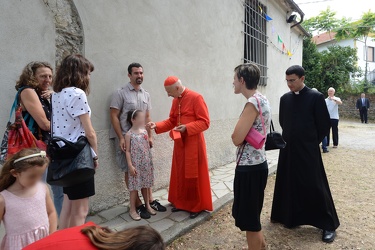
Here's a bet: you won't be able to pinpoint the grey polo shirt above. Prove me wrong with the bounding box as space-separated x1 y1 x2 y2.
109 82 151 139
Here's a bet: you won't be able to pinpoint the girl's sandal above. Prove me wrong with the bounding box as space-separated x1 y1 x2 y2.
147 208 157 216
130 211 141 221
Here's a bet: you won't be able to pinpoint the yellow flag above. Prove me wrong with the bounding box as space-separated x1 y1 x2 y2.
287 50 292 56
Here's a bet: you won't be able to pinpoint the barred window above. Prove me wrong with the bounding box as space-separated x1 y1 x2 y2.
243 0 268 86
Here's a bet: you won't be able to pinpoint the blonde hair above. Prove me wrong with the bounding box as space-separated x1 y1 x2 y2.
0 148 49 191
15 61 53 91
81 225 165 250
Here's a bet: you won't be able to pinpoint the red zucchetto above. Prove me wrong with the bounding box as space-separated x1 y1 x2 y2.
164 76 179 86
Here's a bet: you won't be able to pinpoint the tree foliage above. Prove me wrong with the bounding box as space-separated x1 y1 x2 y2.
302 38 323 90
302 7 349 37
335 11 375 87
302 8 373 93
303 38 360 93
335 11 375 41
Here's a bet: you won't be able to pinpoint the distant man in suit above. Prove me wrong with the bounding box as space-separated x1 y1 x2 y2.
356 93 370 123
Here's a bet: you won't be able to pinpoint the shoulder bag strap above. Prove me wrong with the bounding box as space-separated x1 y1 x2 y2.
253 95 266 136
270 120 275 133
8 87 27 122
50 94 54 138
13 87 35 133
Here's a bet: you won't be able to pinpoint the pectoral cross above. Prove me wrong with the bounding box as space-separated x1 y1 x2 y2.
178 99 182 126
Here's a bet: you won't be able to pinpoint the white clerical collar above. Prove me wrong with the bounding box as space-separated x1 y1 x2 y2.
294 85 305 95
178 87 186 98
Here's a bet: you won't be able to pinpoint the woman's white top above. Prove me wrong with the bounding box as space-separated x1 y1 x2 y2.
52 87 91 143
237 92 271 166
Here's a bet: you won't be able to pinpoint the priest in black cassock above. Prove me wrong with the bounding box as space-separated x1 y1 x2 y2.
271 65 340 243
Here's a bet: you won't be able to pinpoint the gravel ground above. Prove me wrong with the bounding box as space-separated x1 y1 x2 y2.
167 120 375 250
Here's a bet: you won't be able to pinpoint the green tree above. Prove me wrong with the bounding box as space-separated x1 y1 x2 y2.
319 45 360 92
302 39 359 92
302 7 343 39
335 11 375 88
302 38 323 90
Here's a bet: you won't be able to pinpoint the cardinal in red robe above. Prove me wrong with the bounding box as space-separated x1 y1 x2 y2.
148 76 212 218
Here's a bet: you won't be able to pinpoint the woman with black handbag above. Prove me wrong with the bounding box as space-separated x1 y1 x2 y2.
231 63 271 250
51 54 98 229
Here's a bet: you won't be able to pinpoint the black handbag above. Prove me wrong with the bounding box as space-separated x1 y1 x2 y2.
47 136 95 187
46 95 95 187
265 121 286 151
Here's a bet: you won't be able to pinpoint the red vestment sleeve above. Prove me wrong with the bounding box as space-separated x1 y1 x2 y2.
155 99 178 134
185 95 210 135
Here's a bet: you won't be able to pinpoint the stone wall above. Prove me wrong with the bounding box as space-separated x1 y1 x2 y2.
339 95 375 121
43 0 84 67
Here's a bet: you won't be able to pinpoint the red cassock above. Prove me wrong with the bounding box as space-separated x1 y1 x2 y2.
155 88 213 212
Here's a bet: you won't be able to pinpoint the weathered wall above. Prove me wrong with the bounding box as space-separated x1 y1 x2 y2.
0 0 304 212
264 0 304 124
0 0 55 126
74 0 245 211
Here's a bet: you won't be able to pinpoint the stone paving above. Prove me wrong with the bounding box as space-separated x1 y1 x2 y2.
0 150 279 244
87 149 280 244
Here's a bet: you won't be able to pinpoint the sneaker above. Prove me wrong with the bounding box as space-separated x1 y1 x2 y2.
136 205 151 219
150 200 167 212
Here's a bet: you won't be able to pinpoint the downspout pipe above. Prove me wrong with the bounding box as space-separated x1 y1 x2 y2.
286 0 305 28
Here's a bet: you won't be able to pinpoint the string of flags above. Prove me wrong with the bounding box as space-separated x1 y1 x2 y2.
258 4 297 57
258 6 273 21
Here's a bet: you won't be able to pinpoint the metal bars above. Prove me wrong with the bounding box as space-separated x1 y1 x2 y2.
243 0 268 86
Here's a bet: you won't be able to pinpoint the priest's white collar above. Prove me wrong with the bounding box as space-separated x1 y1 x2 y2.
294 84 306 95
179 87 186 98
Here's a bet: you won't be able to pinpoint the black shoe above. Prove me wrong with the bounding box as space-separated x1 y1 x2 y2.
136 205 151 219
171 207 183 213
322 230 336 243
189 211 203 219
323 150 329 153
150 200 167 212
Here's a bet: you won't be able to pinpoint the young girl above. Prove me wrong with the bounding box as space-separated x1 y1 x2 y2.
125 110 155 221
0 148 57 250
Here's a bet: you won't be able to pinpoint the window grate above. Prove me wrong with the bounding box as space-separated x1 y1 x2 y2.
243 0 268 86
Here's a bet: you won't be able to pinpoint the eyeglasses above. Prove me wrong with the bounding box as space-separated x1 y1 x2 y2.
286 78 300 83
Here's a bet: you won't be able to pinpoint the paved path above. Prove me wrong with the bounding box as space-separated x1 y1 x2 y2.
88 150 279 244
0 150 279 245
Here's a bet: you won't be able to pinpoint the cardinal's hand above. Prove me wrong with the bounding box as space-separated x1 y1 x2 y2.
147 122 156 130
174 125 186 133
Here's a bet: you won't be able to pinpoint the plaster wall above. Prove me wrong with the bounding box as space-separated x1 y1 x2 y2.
0 0 55 130
355 38 375 74
74 0 245 211
0 0 304 212
262 0 304 126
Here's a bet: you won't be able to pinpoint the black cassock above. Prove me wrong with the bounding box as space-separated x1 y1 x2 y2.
271 86 340 231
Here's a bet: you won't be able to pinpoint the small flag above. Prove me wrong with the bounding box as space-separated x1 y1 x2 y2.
271 25 275 34
278 35 283 43
259 5 263 13
265 14 273 21
287 50 292 56
282 43 286 50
